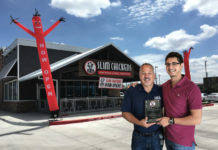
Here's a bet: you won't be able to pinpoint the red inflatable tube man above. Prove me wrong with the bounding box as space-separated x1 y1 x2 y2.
183 47 193 80
11 9 65 116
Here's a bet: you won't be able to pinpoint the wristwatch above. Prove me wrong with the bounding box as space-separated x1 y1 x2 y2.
169 117 174 125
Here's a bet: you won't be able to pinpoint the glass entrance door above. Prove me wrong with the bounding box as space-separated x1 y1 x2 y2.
39 87 49 112
37 80 58 112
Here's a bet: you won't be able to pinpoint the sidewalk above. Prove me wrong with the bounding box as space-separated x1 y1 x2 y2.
0 110 122 125
0 110 130 150
0 104 218 150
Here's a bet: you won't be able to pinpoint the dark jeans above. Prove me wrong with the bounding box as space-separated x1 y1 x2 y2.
131 130 162 150
166 138 195 150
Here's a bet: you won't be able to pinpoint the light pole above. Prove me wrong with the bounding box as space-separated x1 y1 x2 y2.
158 74 161 85
205 60 208 78
155 66 158 84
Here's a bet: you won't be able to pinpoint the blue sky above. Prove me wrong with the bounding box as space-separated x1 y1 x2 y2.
1 0 218 84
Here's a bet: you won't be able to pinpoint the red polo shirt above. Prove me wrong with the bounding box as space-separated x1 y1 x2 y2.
162 76 202 146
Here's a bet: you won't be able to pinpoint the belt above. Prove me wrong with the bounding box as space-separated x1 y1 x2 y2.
134 129 160 136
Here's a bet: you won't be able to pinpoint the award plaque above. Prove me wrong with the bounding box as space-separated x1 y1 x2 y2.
145 99 163 123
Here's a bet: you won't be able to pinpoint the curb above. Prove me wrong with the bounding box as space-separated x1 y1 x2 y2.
203 103 214 107
49 114 122 126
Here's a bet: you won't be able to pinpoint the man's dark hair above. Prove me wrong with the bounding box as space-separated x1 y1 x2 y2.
165 52 184 64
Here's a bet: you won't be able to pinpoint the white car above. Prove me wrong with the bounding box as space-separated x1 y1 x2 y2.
205 93 218 102
201 93 207 101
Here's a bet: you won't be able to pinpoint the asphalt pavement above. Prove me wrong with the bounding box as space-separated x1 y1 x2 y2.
0 104 218 150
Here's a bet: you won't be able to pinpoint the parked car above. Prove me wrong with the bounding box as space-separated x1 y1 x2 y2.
201 93 207 101
205 93 218 102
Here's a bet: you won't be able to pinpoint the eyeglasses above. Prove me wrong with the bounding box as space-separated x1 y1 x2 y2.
165 62 180 67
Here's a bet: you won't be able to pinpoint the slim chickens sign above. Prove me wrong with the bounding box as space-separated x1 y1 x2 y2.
82 60 132 77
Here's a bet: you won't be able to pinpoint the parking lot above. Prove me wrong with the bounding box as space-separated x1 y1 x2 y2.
203 92 218 102
0 103 218 150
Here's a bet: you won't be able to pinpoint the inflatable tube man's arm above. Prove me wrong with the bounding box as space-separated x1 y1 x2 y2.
43 17 65 37
11 16 35 38
187 47 193 57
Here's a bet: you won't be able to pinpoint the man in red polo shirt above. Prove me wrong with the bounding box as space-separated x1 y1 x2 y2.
158 52 202 149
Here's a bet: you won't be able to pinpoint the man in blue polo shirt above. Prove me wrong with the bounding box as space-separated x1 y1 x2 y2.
122 63 163 150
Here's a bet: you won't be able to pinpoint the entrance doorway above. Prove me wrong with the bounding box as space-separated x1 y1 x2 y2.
37 80 58 112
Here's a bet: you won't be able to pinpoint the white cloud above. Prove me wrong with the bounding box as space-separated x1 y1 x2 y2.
189 55 218 83
133 0 142 3
183 0 218 17
123 0 184 24
110 36 124 41
50 19 55 23
111 1 121 7
145 24 218 51
131 53 218 84
124 0 218 26
49 0 121 18
123 49 128 54
133 54 164 66
52 42 65 45
132 54 169 84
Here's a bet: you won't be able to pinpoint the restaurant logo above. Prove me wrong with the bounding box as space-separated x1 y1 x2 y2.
84 60 96 75
149 100 156 107
82 59 132 77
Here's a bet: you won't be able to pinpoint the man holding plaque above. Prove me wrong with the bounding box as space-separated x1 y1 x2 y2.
122 63 163 150
158 52 202 150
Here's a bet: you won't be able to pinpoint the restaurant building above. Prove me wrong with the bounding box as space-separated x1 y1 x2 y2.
203 77 218 93
0 38 140 114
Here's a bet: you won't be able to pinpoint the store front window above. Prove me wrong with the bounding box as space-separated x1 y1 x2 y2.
60 80 107 98
66 81 74 98
4 80 18 101
82 81 88 97
74 81 81 97
89 82 95 97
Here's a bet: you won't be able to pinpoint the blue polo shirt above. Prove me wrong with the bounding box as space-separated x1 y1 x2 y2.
121 84 163 133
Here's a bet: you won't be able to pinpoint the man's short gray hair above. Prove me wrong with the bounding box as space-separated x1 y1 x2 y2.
140 63 154 72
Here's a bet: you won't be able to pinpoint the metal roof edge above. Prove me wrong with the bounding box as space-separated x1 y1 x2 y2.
107 43 140 67
4 38 91 56
3 39 18 56
0 59 17 79
18 43 140 82
19 45 105 82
